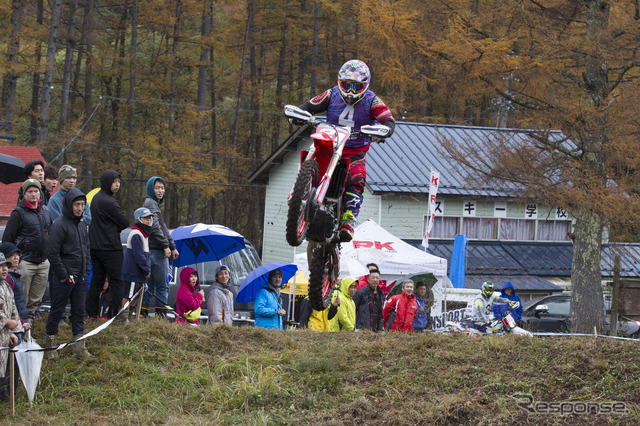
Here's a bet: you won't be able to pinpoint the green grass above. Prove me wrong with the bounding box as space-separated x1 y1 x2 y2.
2 318 639 425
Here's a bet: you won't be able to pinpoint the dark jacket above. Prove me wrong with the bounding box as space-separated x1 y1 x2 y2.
353 284 385 332
121 224 152 283
6 270 28 322
89 170 129 251
143 177 176 251
2 198 51 264
46 188 90 280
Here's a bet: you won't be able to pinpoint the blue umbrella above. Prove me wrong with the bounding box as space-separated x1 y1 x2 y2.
171 223 246 267
236 262 298 303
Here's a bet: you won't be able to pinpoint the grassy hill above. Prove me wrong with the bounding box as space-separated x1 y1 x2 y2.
3 318 639 425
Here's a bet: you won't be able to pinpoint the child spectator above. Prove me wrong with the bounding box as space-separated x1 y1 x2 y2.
120 208 153 324
175 268 204 325
0 243 29 328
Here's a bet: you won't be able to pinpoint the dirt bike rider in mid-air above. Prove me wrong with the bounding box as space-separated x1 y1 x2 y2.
295 59 396 242
463 281 516 333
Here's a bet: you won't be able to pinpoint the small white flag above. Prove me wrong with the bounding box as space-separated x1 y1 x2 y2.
422 169 440 248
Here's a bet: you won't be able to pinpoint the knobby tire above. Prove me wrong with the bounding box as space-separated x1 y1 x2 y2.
286 160 319 247
308 252 337 311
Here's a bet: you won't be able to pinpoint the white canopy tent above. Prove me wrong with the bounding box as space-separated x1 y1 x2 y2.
294 220 450 316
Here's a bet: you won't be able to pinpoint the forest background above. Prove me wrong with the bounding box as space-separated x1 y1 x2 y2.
0 0 574 243
2 1 640 332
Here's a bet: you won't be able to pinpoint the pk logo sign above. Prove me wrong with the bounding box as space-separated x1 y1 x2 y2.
352 241 395 250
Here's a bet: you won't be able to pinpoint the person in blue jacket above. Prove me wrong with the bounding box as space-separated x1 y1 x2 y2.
254 269 286 330
493 281 523 322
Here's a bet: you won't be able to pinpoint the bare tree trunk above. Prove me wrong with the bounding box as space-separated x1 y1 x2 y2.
58 0 79 130
38 0 63 148
126 0 139 217
569 0 609 333
226 0 253 224
168 0 181 135
208 47 218 223
189 0 212 224
271 0 288 151
309 1 320 97
1 0 26 134
81 0 95 190
28 0 44 144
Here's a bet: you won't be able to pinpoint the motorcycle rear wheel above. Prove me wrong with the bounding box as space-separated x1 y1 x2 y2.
308 250 339 311
286 160 319 247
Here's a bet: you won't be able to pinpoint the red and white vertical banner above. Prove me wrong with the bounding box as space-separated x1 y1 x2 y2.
422 169 440 248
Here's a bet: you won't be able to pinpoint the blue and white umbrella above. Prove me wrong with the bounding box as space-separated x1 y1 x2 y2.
236 262 298 303
171 223 246 267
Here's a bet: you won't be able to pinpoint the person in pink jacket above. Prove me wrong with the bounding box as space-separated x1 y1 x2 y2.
175 267 204 325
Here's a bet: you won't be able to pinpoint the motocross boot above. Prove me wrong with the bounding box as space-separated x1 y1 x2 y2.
339 191 363 242
46 335 59 361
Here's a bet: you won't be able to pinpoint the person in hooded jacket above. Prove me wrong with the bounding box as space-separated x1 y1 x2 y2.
86 170 130 319
2 179 51 320
45 188 94 359
142 176 179 318
175 267 204 325
329 278 357 332
206 265 234 325
120 207 153 324
383 280 418 332
493 281 523 322
255 269 286 330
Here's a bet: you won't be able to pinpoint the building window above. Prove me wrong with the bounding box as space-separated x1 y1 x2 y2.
429 216 459 238
537 220 571 241
500 219 535 240
462 218 497 239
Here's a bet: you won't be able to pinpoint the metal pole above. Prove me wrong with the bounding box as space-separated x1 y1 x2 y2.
610 255 621 336
9 350 15 416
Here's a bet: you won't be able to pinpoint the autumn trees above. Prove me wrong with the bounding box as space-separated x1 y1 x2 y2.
430 0 640 333
2 0 640 334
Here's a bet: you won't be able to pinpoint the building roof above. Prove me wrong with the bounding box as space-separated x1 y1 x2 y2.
0 146 46 224
465 275 562 292
248 120 567 197
406 239 640 280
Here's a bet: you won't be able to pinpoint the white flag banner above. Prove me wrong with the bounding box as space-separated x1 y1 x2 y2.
422 169 440 248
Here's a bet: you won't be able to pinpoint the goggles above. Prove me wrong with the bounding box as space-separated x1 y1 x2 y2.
339 80 365 94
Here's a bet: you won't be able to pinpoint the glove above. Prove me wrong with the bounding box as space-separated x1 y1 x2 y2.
289 117 306 126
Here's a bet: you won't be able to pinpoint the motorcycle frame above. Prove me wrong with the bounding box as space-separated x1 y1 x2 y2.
302 123 352 209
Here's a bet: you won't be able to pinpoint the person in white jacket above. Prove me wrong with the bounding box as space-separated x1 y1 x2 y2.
206 265 234 325
463 282 512 332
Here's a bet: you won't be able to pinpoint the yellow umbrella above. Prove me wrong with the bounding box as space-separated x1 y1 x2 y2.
280 270 308 295
86 187 100 205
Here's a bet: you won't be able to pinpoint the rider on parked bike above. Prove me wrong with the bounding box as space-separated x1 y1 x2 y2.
295 59 396 242
463 281 515 333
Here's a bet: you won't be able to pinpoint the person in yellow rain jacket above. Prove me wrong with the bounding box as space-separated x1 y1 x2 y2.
299 284 341 331
329 277 357 332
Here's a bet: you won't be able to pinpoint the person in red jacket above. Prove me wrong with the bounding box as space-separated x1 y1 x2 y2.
383 280 418 332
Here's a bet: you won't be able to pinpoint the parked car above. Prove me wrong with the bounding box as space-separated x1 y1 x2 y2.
519 294 640 337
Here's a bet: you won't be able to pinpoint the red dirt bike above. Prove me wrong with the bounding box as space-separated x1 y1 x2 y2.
283 104 391 311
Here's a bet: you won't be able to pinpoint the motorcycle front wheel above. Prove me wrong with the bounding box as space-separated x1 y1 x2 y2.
308 248 339 311
286 160 319 247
